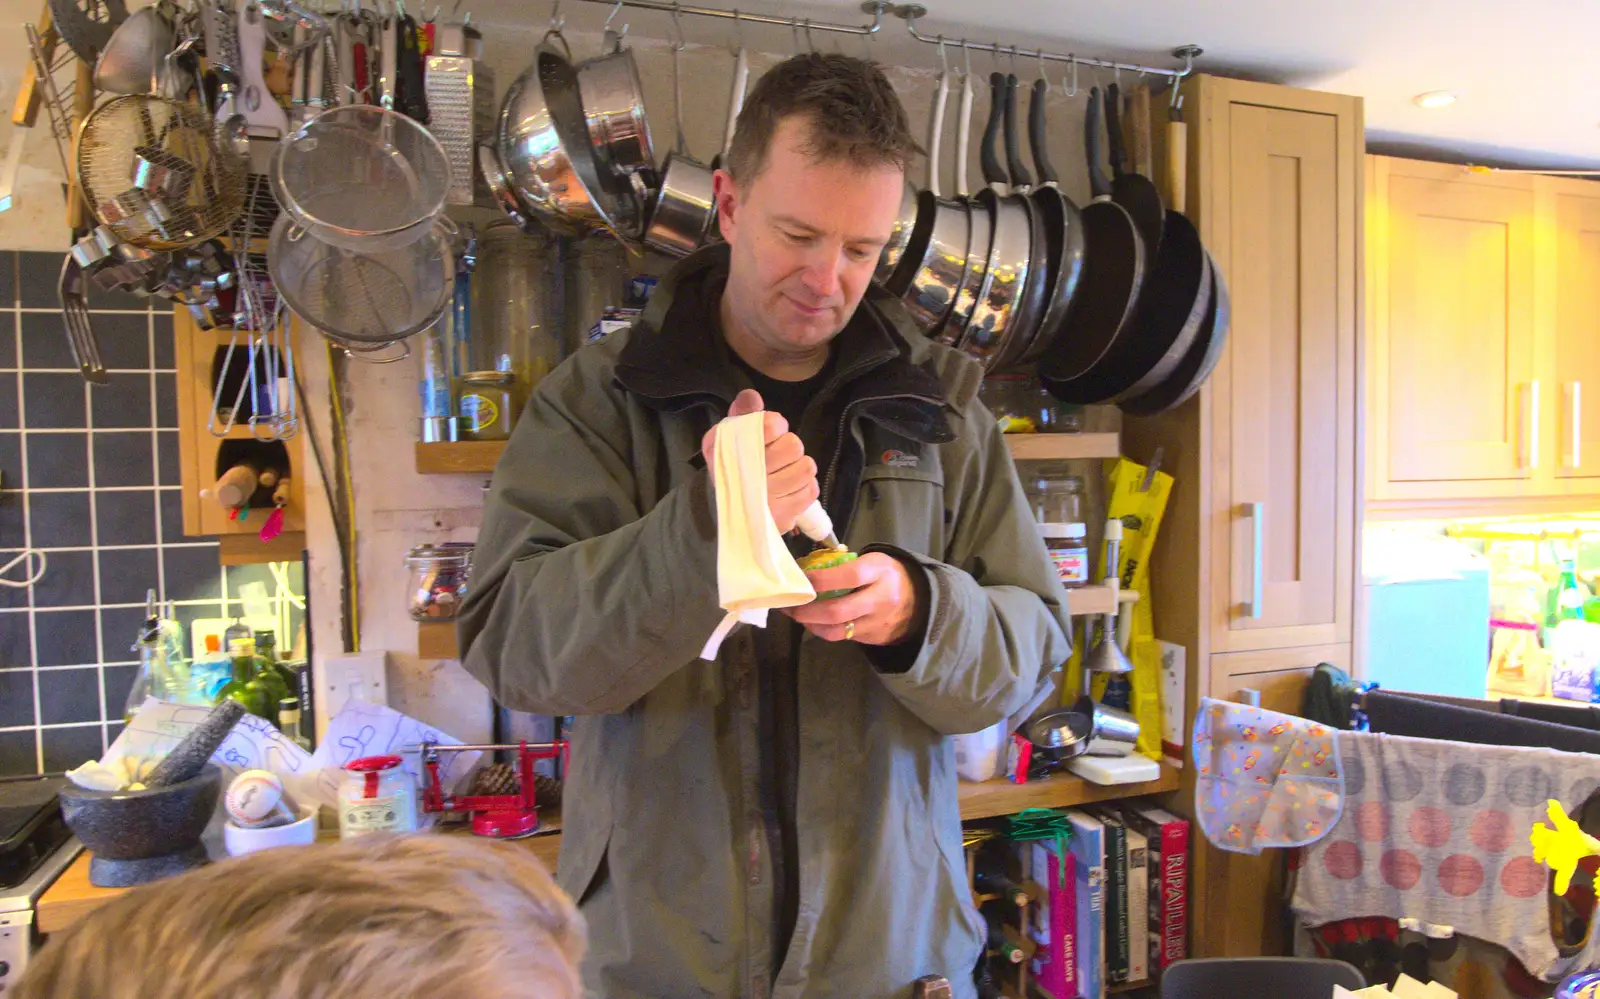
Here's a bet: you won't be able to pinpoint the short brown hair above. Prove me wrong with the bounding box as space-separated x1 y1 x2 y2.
15 834 586 999
727 53 920 181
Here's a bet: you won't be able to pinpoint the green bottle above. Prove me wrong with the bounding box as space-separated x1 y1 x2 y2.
253 629 298 703
1553 560 1587 626
218 638 274 723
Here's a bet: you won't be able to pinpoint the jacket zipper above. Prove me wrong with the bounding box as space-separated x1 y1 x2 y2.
820 392 947 517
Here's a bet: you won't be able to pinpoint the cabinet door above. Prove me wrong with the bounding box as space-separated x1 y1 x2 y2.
1370 158 1538 494
1553 184 1600 483
1208 95 1357 652
1192 645 1350 959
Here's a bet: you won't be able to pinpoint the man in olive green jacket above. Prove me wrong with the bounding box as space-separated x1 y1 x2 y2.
460 54 1070 999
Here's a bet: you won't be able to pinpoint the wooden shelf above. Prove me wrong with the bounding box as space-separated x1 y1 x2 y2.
415 432 1120 475
218 531 307 565
1003 432 1120 461
957 764 1180 821
415 440 505 474
419 584 1136 659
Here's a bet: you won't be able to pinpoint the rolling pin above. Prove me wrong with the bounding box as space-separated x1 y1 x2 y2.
215 463 258 509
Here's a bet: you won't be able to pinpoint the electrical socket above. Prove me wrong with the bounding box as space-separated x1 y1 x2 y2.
318 650 389 734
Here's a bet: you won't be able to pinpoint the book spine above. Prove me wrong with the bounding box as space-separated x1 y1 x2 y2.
1106 822 1129 983
1158 820 1190 968
1127 830 1149 984
1059 849 1078 999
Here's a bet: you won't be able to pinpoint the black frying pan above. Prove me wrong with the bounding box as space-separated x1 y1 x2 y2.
1104 82 1163 257
1020 77 1085 366
1051 93 1214 404
980 72 1007 194
1119 250 1230 414
1036 86 1145 386
1002 73 1032 194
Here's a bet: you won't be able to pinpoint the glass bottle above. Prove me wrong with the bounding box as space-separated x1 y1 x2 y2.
218 637 273 723
279 696 312 751
418 311 458 443
470 220 558 399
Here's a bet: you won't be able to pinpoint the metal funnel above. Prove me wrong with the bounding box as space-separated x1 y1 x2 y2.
1085 519 1133 675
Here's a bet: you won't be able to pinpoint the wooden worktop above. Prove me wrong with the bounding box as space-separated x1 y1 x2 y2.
37 819 563 936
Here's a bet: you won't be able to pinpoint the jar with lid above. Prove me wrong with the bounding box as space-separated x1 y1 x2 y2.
979 373 1083 433
338 755 419 838
458 370 518 441
469 220 560 398
566 236 630 354
405 542 473 620
1030 466 1089 587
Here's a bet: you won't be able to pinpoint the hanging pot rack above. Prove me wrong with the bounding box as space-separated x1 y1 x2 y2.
554 0 1202 86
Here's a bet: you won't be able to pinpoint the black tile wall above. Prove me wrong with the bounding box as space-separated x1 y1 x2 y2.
0 251 305 775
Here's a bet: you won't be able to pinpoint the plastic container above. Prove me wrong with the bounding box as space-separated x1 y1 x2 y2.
458 370 518 441
405 543 473 620
338 755 419 838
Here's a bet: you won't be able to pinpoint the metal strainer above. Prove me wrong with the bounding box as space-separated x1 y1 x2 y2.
270 105 450 252
267 214 453 347
76 94 246 250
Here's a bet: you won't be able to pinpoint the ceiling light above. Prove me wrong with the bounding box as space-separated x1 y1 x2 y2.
1413 90 1457 109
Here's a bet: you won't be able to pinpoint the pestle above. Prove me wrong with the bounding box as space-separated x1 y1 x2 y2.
145 700 246 787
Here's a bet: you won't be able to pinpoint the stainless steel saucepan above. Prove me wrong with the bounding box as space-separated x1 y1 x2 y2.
576 28 653 194
641 152 715 257
897 193 969 332
935 194 994 346
960 188 1035 368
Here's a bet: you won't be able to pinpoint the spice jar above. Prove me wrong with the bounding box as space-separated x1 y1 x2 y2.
338 755 419 838
458 370 518 441
979 373 1083 433
405 543 473 620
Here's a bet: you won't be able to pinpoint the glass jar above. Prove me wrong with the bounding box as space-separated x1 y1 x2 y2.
417 308 458 442
470 219 559 398
1031 466 1089 587
566 235 630 353
338 755 419 838
458 370 518 441
979 373 1082 433
405 543 473 620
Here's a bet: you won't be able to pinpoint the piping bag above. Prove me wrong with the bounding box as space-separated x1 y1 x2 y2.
699 412 853 660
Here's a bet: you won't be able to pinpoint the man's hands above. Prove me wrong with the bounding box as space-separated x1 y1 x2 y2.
701 388 819 535
786 552 920 646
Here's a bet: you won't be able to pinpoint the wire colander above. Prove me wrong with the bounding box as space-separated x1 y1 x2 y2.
267 214 453 347
76 94 246 250
270 105 450 252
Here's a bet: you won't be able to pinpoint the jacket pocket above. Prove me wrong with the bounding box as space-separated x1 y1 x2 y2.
852 463 947 557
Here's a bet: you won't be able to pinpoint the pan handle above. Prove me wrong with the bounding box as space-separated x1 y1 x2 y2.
1002 73 1030 192
981 71 1007 194
955 71 974 194
1085 87 1110 199
1028 77 1056 187
1104 81 1127 178
926 69 948 195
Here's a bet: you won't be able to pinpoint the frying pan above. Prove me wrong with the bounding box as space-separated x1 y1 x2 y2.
1049 88 1214 404
987 75 1049 370
1104 82 1163 257
1119 249 1229 414
1037 86 1144 385
1020 76 1085 367
980 72 1007 195
935 192 993 345
1001 73 1031 194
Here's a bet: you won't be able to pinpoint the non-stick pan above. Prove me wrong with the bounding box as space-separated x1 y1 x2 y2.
1037 86 1144 385
1050 93 1214 404
1119 250 1229 414
1104 82 1163 257
1021 76 1085 366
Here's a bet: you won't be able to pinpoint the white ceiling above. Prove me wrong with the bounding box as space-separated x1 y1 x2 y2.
523 0 1600 170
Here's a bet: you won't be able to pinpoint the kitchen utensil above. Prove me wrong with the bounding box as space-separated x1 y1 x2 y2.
954 50 974 194
1104 82 1163 257
271 104 448 252
1084 519 1133 676
1001 73 1031 194
1037 87 1144 387
268 211 454 346
577 29 654 189
497 33 629 237
990 187 1051 372
78 94 247 250
60 764 221 886
1081 694 1141 757
925 50 948 194
1028 705 1093 756
427 21 495 206
1119 248 1228 415
980 71 1005 195
479 143 536 232
418 740 567 839
202 0 242 124
1021 77 1086 367
874 183 918 288
49 0 129 63
937 182 994 346
641 153 715 256
24 21 74 182
57 254 108 383
897 193 969 333
395 11 427 121
93 5 174 96
720 43 748 160
235 0 288 136
961 188 1037 369
67 51 93 233
146 699 246 786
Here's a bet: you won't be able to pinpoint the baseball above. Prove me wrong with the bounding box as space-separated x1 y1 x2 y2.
226 769 289 828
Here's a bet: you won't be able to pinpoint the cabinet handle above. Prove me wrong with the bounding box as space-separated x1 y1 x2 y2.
1568 381 1583 470
1242 501 1264 620
1522 380 1540 470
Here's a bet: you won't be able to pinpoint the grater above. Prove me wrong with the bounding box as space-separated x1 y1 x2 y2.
425 22 495 206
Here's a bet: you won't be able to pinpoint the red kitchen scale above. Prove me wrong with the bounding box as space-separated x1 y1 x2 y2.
416 741 568 839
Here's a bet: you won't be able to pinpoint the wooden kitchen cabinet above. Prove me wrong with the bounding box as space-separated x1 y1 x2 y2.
1367 159 1600 514
1123 74 1364 960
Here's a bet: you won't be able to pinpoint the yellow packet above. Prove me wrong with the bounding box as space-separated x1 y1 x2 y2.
1099 457 1174 762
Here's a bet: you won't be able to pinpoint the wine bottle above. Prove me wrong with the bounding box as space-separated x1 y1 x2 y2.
974 856 1032 908
985 915 1025 965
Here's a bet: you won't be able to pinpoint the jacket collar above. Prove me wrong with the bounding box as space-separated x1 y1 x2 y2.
614 244 955 445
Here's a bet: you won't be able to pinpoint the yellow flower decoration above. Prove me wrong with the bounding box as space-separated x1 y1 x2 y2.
1530 799 1600 897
